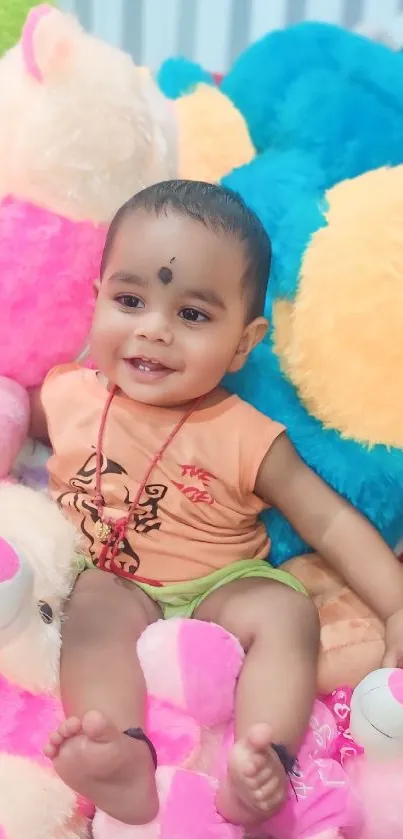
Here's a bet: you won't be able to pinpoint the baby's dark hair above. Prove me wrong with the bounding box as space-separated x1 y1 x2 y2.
100 180 271 321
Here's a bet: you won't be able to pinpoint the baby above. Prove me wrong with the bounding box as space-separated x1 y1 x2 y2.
30 180 403 828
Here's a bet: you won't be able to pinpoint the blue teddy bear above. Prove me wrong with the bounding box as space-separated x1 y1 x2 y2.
222 155 403 565
158 21 403 190
158 27 403 566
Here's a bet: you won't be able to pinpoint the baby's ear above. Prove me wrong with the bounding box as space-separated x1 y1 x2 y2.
93 279 101 297
228 317 269 373
21 4 81 83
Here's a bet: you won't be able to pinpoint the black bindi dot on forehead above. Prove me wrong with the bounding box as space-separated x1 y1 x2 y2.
158 266 173 285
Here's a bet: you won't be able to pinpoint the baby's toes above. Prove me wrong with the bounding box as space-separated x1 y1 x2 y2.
59 717 82 739
244 753 268 780
250 767 273 791
48 730 65 747
44 741 58 759
44 727 68 758
257 779 286 814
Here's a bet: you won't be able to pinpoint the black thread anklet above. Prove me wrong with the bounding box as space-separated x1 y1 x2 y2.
124 727 158 768
271 743 298 775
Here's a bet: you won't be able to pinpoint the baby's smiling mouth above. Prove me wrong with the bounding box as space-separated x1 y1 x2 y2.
124 356 175 380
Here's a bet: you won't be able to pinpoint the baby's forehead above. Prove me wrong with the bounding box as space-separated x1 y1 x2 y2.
117 207 230 245
114 209 246 270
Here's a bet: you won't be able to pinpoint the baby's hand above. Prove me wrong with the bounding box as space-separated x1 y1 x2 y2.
382 608 403 667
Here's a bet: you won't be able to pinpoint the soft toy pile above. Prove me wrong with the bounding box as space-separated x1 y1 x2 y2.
0 2 176 481
2 482 403 839
2 5 403 839
159 21 403 189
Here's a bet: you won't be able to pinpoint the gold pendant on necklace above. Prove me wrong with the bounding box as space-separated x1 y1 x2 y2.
94 518 112 543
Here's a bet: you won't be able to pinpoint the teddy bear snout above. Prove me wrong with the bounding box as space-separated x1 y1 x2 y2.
0 537 34 638
0 537 21 582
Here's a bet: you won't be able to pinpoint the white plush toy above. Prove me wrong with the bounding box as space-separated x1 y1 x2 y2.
0 483 89 839
350 668 403 760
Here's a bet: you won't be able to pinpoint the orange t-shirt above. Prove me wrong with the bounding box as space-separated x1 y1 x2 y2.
42 365 284 584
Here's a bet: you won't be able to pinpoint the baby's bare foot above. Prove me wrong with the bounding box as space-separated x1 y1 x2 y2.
217 723 288 827
44 711 158 825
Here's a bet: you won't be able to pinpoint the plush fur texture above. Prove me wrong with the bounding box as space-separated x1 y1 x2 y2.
0 675 60 766
221 160 403 565
159 25 403 192
345 755 403 839
0 378 29 478
0 5 176 224
0 197 105 388
276 168 403 449
0 756 87 839
157 56 256 183
174 83 254 182
222 149 325 282
220 22 403 190
157 56 214 100
284 554 384 693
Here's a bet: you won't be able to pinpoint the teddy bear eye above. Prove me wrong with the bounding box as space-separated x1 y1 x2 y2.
38 600 53 624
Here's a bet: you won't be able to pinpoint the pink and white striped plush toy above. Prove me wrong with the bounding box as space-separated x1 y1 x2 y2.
0 4 176 481
2 481 403 839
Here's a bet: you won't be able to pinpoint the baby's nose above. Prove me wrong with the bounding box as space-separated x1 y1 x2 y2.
136 312 173 344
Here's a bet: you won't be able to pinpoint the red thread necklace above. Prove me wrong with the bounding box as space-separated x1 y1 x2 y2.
93 384 203 582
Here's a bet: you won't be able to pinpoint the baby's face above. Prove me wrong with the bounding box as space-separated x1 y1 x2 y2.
90 210 266 407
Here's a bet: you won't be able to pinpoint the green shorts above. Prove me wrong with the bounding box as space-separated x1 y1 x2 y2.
75 556 306 619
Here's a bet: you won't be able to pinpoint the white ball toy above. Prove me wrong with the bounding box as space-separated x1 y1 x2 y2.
350 668 403 760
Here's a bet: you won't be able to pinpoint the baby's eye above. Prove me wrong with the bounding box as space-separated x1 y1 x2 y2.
116 294 144 309
180 308 209 323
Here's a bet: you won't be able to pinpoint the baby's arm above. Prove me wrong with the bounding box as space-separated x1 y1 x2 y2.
255 431 403 666
28 387 49 443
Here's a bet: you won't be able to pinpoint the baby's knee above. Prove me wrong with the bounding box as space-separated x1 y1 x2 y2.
251 584 319 649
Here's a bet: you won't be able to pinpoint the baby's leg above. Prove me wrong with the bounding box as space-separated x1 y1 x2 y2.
44 570 162 825
194 579 319 827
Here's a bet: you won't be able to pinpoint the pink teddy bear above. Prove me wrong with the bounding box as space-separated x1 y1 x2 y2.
94 619 362 839
0 4 176 479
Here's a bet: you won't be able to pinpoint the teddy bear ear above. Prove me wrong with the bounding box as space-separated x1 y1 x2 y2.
21 4 82 83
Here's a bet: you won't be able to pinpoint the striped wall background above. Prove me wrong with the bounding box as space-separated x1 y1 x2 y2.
58 0 403 73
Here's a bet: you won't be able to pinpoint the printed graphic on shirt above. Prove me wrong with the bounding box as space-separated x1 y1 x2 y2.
56 449 167 576
172 464 216 505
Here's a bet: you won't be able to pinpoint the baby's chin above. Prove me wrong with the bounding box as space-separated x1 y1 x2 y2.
116 379 190 409
114 363 220 409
